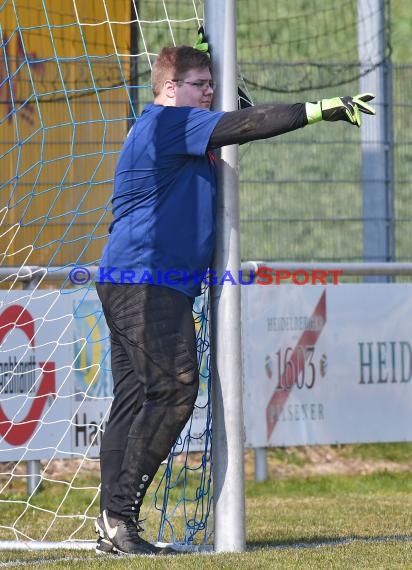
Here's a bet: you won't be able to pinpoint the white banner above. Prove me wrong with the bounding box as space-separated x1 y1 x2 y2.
0 289 112 460
7 282 410 459
0 289 208 460
242 284 412 447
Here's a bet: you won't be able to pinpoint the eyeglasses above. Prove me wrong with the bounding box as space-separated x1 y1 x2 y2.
173 79 216 90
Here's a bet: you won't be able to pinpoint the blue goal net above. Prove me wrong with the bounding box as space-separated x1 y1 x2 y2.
0 0 213 550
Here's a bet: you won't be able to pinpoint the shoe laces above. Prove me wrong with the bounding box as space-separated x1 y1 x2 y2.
125 517 146 539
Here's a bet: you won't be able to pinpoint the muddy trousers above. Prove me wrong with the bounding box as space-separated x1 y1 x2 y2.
96 283 199 519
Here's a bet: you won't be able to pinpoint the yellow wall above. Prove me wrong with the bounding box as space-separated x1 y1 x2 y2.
0 0 130 267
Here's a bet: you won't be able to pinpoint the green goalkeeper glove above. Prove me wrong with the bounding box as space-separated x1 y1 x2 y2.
193 26 253 109
305 93 376 127
193 26 210 56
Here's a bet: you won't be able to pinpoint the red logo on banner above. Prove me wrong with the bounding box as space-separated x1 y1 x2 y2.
266 290 327 440
0 305 56 446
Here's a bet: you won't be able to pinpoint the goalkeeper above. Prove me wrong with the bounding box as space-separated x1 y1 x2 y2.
95 44 375 556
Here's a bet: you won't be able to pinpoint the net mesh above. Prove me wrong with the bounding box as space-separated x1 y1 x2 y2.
0 0 212 549
237 0 391 94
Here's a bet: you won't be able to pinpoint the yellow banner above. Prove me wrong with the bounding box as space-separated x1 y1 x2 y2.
0 0 131 267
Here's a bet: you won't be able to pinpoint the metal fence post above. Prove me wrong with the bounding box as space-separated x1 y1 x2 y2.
358 0 395 279
254 448 268 483
22 270 43 495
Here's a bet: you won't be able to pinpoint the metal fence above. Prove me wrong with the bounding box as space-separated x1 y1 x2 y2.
238 62 411 264
2 63 410 267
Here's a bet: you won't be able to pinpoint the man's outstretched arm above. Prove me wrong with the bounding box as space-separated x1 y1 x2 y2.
208 93 375 149
209 103 307 148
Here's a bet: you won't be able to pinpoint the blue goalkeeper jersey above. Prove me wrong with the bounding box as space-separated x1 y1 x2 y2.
97 103 224 297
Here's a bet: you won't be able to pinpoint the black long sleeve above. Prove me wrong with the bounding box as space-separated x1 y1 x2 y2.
208 102 308 149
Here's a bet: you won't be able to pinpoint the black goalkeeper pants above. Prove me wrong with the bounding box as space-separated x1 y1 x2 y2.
96 283 199 519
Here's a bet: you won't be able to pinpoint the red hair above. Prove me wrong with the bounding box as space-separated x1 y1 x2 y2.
151 46 211 96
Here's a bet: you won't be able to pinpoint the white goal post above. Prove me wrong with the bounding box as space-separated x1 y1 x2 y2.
205 0 246 553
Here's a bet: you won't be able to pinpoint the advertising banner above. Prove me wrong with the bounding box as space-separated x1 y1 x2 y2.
243 284 412 447
0 289 111 461
0 289 209 460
